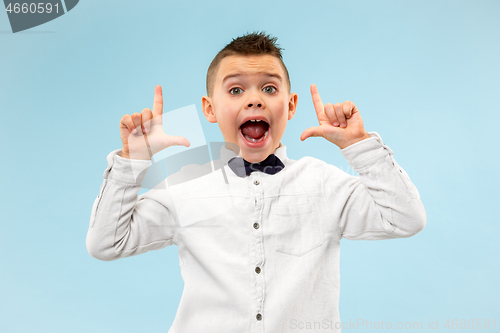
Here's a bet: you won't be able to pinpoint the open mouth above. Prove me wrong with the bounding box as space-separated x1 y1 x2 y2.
239 119 270 143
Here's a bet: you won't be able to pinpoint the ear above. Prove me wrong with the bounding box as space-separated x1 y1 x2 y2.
287 92 298 120
202 95 217 123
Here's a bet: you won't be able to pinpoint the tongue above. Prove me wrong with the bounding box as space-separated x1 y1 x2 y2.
241 121 267 139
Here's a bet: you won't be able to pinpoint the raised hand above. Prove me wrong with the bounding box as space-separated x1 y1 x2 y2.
300 84 371 149
119 85 190 160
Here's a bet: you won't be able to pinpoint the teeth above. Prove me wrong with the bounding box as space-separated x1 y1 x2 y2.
249 119 262 122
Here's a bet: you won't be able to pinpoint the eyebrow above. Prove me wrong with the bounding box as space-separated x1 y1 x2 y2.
222 72 283 85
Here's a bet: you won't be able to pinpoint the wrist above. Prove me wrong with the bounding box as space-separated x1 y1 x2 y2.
338 132 371 150
119 147 152 161
120 147 130 159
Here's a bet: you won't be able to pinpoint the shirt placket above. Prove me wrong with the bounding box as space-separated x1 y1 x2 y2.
250 172 265 332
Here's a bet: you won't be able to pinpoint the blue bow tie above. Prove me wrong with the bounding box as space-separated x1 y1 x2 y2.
227 154 285 177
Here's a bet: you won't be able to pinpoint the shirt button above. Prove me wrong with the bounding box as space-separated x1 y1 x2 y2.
256 313 262 320
255 267 261 274
253 222 260 229
254 180 260 185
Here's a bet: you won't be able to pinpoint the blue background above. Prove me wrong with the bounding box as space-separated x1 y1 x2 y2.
1 0 499 332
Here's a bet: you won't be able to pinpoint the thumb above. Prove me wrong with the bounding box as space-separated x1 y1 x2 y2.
300 126 324 141
166 135 191 148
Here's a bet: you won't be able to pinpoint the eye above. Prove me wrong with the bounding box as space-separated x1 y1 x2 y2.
229 87 243 95
263 86 277 94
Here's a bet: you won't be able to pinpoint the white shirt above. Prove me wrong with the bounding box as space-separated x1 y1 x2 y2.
86 131 426 333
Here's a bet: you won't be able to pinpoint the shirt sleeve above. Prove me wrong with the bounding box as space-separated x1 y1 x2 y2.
86 149 178 261
326 132 426 240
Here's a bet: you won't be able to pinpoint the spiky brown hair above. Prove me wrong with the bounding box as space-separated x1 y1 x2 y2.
206 31 291 97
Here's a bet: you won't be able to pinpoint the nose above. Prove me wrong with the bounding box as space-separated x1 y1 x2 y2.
247 102 262 108
245 92 265 109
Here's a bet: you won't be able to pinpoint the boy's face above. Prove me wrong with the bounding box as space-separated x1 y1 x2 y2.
202 54 298 163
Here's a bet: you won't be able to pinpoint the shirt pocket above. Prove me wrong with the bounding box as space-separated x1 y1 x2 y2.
271 202 323 257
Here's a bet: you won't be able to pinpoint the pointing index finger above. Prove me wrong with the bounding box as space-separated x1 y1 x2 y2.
310 84 324 118
153 85 163 117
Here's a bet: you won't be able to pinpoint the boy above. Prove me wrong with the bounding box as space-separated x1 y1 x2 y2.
86 32 426 332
